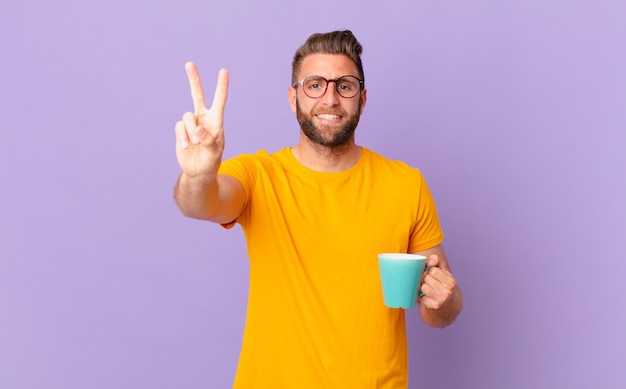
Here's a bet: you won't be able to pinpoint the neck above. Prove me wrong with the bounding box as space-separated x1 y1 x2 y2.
291 137 362 172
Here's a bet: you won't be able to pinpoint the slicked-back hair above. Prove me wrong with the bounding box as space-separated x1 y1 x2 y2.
291 30 364 86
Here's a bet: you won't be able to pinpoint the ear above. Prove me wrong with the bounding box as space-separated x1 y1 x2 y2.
359 88 367 115
288 87 297 114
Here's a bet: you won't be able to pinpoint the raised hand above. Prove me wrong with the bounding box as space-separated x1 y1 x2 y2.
175 62 229 178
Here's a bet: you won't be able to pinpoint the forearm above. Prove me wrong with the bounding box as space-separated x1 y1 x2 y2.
174 172 220 220
419 286 463 328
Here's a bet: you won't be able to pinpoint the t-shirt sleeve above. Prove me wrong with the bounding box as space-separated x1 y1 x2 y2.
408 175 444 252
216 154 256 229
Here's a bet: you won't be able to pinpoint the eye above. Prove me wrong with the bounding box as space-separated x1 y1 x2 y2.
304 77 326 90
337 79 357 91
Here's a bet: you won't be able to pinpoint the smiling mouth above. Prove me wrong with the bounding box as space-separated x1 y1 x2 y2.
316 113 342 120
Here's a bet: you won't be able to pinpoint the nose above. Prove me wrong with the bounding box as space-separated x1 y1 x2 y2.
320 80 340 105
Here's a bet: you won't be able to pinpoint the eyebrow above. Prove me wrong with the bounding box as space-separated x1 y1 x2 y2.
304 75 359 81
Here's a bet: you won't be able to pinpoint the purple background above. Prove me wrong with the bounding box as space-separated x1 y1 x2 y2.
2 1 625 388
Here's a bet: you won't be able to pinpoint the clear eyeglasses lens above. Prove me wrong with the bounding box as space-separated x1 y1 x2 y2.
302 76 361 98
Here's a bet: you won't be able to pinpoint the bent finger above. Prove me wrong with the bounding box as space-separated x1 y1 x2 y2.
427 267 455 286
182 111 200 144
174 121 189 149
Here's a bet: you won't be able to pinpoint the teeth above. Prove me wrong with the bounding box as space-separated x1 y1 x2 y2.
317 114 341 120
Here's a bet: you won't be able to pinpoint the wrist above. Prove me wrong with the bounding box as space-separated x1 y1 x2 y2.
179 170 217 187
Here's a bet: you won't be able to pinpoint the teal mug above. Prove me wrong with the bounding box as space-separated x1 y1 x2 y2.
377 253 429 308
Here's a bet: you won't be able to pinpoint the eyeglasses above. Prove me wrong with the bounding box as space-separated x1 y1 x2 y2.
293 75 364 99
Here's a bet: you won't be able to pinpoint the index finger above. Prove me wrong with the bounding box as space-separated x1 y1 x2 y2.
185 61 206 113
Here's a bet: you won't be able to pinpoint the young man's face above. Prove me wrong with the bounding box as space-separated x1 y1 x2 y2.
289 53 367 148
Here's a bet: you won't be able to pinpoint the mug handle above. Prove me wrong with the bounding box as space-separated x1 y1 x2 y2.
418 266 430 298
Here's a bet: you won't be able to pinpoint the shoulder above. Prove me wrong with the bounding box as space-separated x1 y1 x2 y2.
363 148 424 180
219 148 290 176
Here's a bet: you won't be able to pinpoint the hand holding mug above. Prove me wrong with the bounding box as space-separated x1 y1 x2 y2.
419 254 458 310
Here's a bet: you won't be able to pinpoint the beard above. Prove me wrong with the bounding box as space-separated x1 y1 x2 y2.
296 98 361 149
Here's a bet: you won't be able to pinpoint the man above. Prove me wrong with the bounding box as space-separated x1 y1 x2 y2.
174 30 463 388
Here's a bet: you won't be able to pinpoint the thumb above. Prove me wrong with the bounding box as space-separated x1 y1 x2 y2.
426 254 440 268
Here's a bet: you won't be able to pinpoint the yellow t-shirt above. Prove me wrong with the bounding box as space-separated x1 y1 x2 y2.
219 147 443 388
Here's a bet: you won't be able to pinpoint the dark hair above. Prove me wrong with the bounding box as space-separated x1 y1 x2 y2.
291 30 364 86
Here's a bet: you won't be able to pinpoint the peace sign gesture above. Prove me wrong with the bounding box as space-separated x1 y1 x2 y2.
175 62 229 178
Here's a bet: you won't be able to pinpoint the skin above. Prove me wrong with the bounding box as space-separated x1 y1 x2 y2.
287 53 366 171
173 54 462 328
